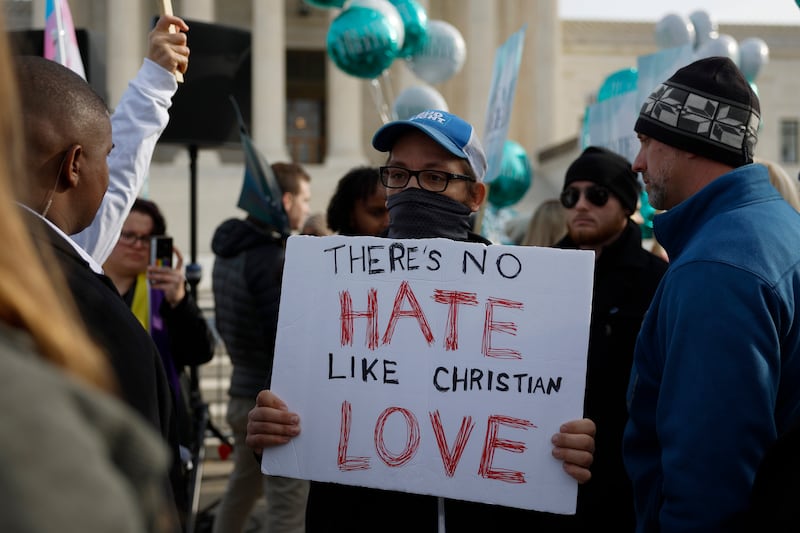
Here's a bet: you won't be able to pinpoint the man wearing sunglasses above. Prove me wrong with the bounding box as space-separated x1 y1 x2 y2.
245 110 598 532
549 145 668 531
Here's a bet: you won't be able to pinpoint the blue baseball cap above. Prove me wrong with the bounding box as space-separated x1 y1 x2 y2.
372 109 488 182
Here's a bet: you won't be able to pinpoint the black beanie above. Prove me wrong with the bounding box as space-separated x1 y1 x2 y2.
563 146 641 213
635 56 760 168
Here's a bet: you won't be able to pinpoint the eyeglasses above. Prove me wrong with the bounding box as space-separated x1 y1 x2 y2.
379 166 475 193
560 185 610 209
119 231 151 246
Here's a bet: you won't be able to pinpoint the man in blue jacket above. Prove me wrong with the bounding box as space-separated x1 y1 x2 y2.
626 55 800 532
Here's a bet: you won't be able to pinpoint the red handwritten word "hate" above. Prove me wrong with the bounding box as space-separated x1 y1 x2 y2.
340 280 524 358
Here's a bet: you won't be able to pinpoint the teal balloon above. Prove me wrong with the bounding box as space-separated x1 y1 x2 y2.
304 0 347 8
488 140 532 209
388 0 428 58
597 68 638 102
327 6 400 79
350 0 405 51
639 190 656 239
480 204 517 244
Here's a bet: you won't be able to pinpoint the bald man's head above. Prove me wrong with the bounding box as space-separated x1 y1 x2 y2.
15 56 112 233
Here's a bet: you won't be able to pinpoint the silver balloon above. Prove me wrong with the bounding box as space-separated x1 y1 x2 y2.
654 13 695 49
350 0 405 51
688 10 718 49
694 34 740 65
392 84 448 119
739 37 769 82
404 19 466 85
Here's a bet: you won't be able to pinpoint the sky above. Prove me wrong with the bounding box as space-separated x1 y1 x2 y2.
559 0 800 25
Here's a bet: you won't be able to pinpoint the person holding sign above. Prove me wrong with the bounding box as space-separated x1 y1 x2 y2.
246 110 597 532
626 56 800 532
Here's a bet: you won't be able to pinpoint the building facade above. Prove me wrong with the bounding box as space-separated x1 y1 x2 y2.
6 0 799 283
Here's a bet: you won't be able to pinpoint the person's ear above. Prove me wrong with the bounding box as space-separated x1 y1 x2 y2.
468 182 488 212
37 144 80 218
281 191 293 213
60 144 82 190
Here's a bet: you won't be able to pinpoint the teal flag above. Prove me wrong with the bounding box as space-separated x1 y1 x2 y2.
231 97 290 236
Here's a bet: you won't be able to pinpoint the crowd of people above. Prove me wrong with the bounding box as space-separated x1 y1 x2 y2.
2 4 800 533
2 9 190 532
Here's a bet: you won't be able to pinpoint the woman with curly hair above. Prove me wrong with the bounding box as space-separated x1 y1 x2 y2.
326 166 389 236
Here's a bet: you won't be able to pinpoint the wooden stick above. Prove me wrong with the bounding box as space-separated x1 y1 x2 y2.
157 0 184 83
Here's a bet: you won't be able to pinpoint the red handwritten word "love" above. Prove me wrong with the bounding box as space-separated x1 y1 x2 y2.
338 400 536 483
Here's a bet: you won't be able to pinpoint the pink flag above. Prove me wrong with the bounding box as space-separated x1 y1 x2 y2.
44 0 86 79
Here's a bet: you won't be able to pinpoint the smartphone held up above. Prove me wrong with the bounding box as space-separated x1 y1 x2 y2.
150 236 173 268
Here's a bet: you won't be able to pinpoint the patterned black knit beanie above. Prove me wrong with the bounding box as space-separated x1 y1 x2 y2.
635 56 760 167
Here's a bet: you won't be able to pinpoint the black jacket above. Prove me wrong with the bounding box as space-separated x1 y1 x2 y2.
122 277 216 448
24 209 185 526
211 217 286 397
443 220 668 532
562 219 667 530
158 290 216 368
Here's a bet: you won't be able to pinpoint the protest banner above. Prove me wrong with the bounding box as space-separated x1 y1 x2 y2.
483 25 527 185
263 235 593 514
584 91 640 163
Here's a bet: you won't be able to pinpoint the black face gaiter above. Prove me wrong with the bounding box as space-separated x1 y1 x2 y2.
386 188 473 240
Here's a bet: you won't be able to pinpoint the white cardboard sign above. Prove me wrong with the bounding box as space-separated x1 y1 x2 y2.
262 235 594 514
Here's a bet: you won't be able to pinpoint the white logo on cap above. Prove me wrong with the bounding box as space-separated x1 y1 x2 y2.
413 110 446 124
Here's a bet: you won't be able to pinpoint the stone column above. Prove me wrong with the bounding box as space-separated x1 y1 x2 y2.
462 0 497 137
181 0 214 22
32 0 45 27
325 9 364 167
252 0 290 162
531 0 559 148
325 56 366 166
107 0 145 110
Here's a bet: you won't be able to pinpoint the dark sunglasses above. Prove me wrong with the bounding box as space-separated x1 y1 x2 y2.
560 185 610 209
